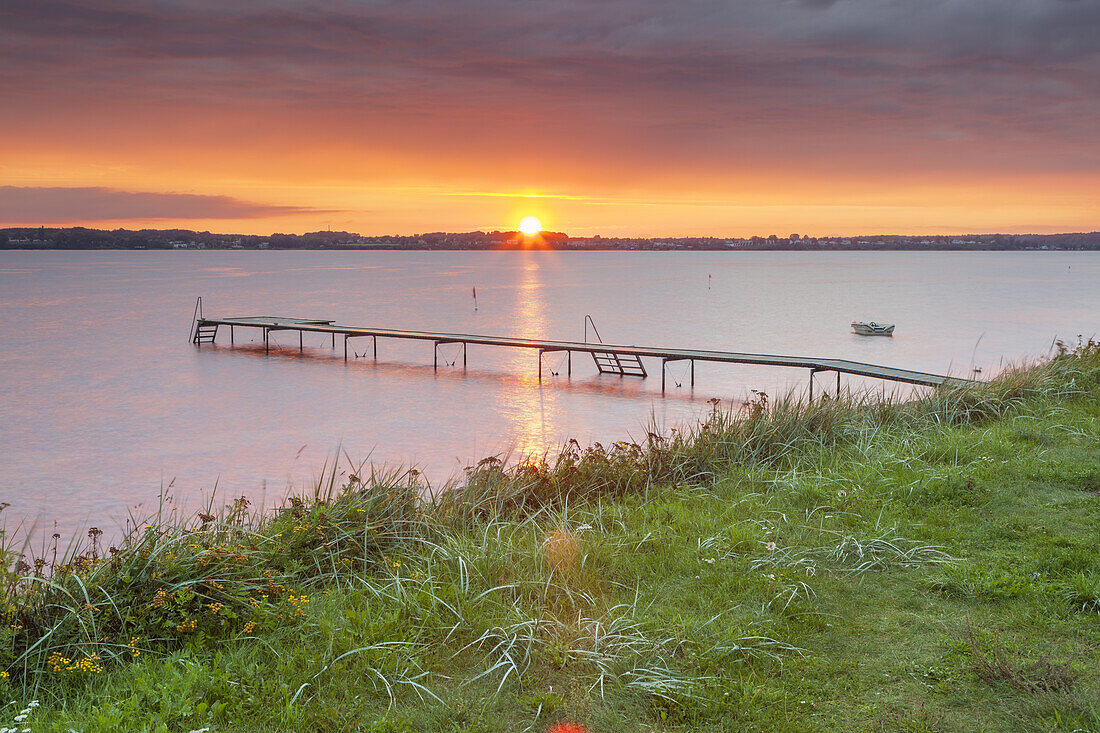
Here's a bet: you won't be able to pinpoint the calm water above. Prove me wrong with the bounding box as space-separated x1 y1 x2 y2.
1 250 1097 535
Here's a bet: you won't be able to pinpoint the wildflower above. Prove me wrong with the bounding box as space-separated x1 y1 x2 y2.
243 621 256 633
765 542 777 552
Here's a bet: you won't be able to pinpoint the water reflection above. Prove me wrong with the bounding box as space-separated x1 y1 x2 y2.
0 249 1096 535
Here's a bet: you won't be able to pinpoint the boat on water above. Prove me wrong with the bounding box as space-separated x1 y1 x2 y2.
851 321 895 336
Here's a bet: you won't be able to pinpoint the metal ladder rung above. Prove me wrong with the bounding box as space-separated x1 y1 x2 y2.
584 315 647 378
192 323 218 343
591 351 647 377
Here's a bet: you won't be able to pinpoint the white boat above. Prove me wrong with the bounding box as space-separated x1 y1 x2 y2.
851 321 895 336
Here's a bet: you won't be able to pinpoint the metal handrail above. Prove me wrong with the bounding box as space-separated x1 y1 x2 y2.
189 296 203 340
583 314 604 344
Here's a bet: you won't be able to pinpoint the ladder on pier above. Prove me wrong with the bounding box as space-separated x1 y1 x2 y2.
585 315 646 377
190 296 218 343
192 322 218 344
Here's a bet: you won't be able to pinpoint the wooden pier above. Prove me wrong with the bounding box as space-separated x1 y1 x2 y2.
192 310 968 397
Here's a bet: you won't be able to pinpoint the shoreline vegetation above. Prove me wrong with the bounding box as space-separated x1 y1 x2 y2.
2 340 1098 731
3 226 1100 252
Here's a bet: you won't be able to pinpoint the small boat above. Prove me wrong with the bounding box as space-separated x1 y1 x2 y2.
851 321 895 336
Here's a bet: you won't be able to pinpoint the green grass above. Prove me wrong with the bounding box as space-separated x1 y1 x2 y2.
2 341 1098 731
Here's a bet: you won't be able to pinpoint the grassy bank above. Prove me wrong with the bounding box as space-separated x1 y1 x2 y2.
2 341 1098 731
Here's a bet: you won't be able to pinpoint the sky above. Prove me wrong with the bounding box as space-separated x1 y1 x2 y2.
1 0 1098 237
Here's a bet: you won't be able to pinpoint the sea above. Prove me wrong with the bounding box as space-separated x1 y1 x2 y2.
1 249 1096 537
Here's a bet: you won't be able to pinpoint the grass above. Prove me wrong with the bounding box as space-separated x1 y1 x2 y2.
1 339 1097 731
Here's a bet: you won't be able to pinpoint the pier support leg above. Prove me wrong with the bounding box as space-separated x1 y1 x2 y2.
661 359 666 394
373 336 377 360
567 351 571 378
837 370 841 395
264 328 269 354
809 369 814 403
343 335 347 362
299 330 303 352
230 325 234 345
332 333 335 349
434 342 438 370
463 342 467 369
538 350 543 383
691 360 695 387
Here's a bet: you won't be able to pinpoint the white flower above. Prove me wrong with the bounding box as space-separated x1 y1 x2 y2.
765 541 777 551
704 558 715 564
575 523 593 532
13 715 27 722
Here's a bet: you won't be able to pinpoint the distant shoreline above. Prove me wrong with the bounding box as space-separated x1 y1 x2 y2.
4 243 1097 253
2 226 1098 252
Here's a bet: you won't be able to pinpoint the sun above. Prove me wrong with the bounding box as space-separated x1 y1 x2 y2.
518 216 542 236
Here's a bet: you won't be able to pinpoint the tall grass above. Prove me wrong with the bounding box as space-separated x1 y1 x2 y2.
440 338 1099 520
1 338 1096 692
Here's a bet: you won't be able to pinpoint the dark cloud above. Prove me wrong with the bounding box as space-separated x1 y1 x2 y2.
0 0 1097 172
4 1 1097 89
0 187 327 224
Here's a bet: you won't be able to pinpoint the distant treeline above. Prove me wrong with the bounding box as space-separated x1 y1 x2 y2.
2 226 1098 251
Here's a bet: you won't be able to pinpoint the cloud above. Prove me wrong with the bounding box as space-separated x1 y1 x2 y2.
0 187 328 224
0 0 1097 188
4 1 1098 97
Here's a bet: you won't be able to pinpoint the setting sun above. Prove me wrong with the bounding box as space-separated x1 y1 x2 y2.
518 216 542 235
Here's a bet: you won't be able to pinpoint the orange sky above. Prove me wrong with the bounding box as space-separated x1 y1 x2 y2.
1 0 1098 236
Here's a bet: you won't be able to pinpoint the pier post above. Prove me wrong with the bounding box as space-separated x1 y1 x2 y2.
332 333 335 349
299 330 303 352
837 370 841 395
808 369 815 402
567 351 571 378
264 328 269 354
661 358 666 393
434 342 438 370
343 335 347 362
230 325 234 345
373 336 377 360
538 350 543 382
463 342 467 369
691 359 695 387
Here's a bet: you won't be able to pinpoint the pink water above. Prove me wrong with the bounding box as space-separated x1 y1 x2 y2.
1 249 1096 536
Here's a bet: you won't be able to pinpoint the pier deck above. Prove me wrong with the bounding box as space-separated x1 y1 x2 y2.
193 314 969 395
